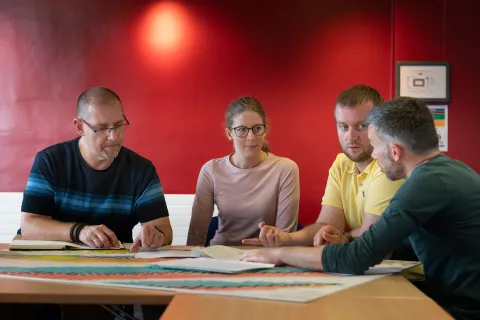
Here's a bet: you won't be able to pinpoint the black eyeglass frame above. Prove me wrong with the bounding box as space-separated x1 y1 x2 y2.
81 115 130 135
229 124 267 138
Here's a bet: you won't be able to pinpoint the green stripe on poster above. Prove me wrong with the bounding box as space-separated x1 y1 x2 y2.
432 114 445 120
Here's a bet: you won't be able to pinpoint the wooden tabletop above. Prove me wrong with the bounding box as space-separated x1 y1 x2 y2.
162 275 452 320
0 243 453 319
163 291 452 320
0 276 174 305
0 273 453 319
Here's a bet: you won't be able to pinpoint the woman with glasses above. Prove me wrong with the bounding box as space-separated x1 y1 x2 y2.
187 96 300 246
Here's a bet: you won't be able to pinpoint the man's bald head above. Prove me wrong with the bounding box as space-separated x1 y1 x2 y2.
77 86 123 120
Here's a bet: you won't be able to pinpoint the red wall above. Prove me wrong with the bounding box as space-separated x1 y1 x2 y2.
0 0 478 225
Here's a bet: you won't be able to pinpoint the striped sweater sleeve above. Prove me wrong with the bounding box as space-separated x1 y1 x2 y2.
134 163 169 223
21 152 55 215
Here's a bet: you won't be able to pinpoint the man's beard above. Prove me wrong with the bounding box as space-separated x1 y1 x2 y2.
383 152 406 181
342 144 373 163
100 146 120 160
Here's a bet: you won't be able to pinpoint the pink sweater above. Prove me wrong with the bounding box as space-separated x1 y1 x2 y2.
187 153 300 246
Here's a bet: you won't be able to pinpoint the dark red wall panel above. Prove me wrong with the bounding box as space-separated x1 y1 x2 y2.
0 0 478 224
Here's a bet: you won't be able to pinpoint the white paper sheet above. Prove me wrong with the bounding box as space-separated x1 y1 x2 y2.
364 260 421 274
192 245 246 260
149 257 274 274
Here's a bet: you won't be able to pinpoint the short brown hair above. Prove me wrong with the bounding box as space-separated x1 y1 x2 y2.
335 84 383 109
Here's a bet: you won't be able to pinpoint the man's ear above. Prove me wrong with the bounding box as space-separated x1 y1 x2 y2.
389 142 403 162
73 118 85 136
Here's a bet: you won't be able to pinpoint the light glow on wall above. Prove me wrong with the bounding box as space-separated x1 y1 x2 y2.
138 2 194 66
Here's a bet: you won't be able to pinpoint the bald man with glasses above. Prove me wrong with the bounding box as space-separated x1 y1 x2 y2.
19 86 172 252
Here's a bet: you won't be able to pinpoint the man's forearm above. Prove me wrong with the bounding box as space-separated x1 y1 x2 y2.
286 223 325 246
279 247 325 271
348 228 366 238
21 213 73 241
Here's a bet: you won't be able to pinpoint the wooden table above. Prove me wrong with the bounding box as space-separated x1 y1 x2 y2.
164 290 451 320
162 271 451 320
0 276 173 305
0 244 453 319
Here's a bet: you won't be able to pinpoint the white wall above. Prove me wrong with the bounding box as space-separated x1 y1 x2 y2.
0 193 217 245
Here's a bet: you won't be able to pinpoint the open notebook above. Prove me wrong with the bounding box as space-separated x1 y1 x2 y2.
9 235 125 250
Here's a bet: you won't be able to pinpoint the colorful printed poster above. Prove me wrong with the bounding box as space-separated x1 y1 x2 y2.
428 105 448 152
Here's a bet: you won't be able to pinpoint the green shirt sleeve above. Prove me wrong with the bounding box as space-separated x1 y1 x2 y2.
322 167 449 274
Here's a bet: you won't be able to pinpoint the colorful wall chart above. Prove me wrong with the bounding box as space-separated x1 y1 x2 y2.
428 105 448 151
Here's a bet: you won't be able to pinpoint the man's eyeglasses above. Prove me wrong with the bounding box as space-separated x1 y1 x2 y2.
81 115 130 136
230 124 266 138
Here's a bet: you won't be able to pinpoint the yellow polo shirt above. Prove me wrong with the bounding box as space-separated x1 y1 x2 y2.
321 153 404 230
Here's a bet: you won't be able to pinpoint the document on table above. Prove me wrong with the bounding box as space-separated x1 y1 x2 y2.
192 245 247 261
364 260 422 275
149 257 274 274
135 245 251 261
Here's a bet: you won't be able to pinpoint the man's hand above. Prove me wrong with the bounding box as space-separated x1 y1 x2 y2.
241 222 291 247
130 224 165 253
240 248 284 265
313 225 348 246
79 224 120 248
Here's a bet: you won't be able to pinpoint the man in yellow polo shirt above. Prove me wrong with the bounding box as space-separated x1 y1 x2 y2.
243 85 405 248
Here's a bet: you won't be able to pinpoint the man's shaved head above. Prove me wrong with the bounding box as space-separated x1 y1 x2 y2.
77 86 123 120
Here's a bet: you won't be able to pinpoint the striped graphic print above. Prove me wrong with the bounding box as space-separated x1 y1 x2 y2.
24 173 164 215
135 179 164 208
54 190 134 214
24 173 54 197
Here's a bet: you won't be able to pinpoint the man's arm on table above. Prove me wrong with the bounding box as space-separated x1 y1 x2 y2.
20 151 81 242
21 212 73 241
244 208 417 273
244 174 445 274
304 205 346 245
20 151 78 242
21 212 120 248
348 212 381 238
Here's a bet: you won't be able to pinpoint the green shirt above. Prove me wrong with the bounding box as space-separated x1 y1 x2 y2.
322 154 480 317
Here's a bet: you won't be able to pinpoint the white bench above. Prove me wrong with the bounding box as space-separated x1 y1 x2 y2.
0 192 217 245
